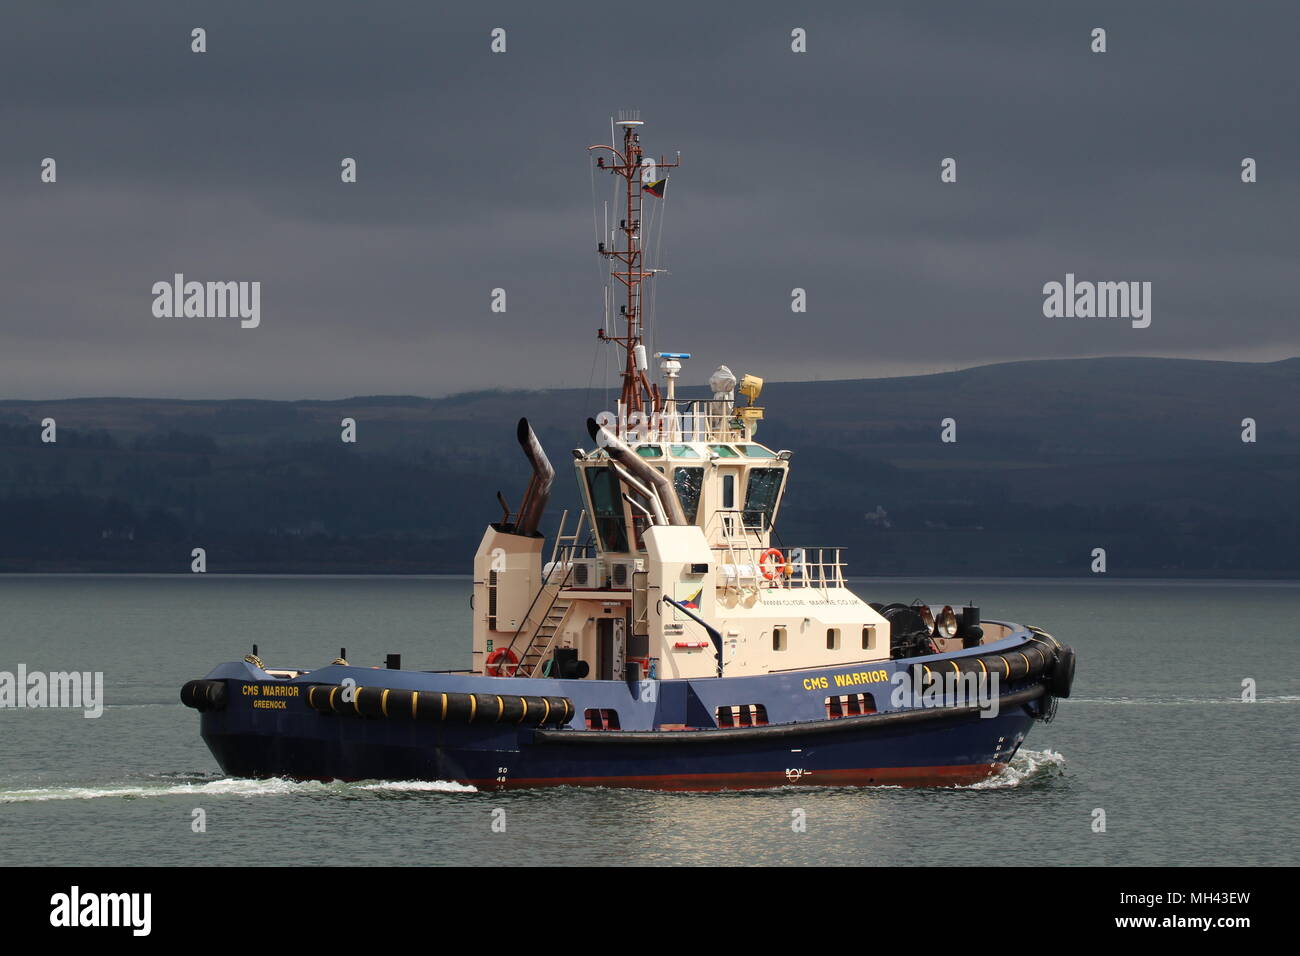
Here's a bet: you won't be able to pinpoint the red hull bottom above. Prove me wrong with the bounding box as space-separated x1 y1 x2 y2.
459 762 1004 792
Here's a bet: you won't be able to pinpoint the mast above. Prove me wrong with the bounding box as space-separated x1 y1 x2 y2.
588 110 680 419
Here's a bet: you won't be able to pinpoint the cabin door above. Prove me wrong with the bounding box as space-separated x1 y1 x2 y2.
596 616 627 680
719 466 743 531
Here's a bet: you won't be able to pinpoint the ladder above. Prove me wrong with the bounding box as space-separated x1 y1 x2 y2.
520 595 572 677
715 511 767 596
548 509 588 565
504 510 589 678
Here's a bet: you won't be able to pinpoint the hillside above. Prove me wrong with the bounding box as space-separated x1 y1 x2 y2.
1 356 1297 576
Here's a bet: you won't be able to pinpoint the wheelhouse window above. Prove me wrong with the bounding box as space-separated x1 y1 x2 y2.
629 511 651 553
709 444 739 458
740 444 775 458
743 467 784 530
673 467 704 523
670 444 700 459
584 466 628 553
635 445 662 459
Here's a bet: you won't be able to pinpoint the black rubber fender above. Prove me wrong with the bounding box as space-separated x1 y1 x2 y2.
180 679 227 712
911 641 1053 690
353 686 386 718
1048 646 1076 698
303 684 573 727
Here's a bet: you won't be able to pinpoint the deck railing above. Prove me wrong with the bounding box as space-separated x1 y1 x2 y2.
713 544 847 590
706 510 846 590
614 400 746 443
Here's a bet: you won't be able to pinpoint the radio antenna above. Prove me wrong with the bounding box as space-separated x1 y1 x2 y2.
587 111 680 417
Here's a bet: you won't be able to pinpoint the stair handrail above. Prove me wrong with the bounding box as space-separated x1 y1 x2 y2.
502 560 574 675
523 597 573 678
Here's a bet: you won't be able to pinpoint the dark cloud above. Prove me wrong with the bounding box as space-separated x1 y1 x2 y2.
1 1 1295 398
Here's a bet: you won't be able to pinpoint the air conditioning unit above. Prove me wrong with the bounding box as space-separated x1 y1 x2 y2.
607 558 640 588
570 559 595 588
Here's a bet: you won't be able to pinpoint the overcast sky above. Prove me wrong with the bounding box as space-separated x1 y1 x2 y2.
1 1 1295 399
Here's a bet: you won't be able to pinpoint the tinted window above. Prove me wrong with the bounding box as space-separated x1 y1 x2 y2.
743 468 784 530
709 444 739 458
584 467 628 552
673 467 705 523
741 444 775 458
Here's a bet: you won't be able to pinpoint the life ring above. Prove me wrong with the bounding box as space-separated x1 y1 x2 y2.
758 548 787 581
485 648 520 677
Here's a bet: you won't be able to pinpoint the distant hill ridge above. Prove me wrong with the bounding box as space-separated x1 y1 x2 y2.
0 356 1297 576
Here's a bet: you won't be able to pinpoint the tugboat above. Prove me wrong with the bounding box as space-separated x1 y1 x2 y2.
182 114 1076 790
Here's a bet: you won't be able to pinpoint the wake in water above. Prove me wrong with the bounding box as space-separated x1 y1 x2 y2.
958 748 1067 790
0 775 476 803
352 780 477 793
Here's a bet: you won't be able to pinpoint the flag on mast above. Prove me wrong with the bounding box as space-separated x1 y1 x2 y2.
643 178 667 198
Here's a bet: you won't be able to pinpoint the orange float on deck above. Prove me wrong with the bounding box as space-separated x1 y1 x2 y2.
758 548 787 580
485 647 520 677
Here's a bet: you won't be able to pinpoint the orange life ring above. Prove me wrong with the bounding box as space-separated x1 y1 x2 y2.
758 548 786 581
485 648 519 677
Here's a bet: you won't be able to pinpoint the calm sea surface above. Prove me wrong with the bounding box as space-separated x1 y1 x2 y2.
0 575 1295 867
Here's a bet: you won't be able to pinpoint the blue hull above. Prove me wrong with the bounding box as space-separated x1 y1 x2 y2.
192 629 1056 790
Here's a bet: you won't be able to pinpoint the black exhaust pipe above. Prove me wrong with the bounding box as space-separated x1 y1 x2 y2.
586 418 688 526
515 418 554 536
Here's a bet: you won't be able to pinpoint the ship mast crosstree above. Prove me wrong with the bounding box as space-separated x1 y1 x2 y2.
588 110 680 418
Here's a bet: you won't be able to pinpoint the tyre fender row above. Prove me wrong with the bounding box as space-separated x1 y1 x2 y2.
181 679 228 712
912 636 1076 699
1028 628 1077 699
304 683 574 727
